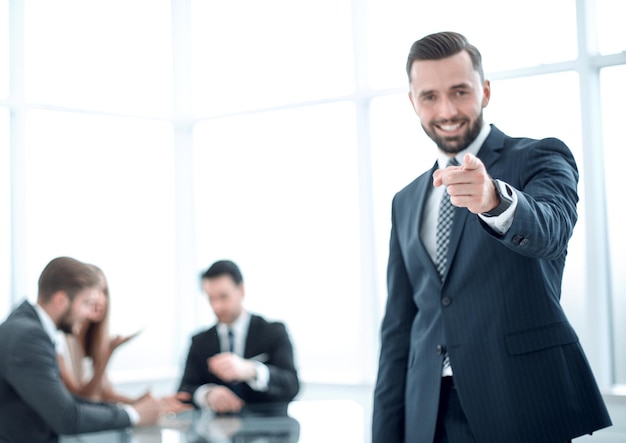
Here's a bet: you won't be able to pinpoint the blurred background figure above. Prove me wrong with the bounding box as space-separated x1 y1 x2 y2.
0 256 178 442
57 264 147 404
177 259 300 414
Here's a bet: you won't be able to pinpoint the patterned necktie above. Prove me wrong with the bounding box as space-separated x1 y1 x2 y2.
227 328 235 353
227 328 244 398
435 158 459 280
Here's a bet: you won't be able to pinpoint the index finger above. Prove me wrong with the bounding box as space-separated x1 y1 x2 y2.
461 153 482 171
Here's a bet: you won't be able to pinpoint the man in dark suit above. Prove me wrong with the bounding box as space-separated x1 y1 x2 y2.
177 260 299 413
0 256 180 443
372 32 612 443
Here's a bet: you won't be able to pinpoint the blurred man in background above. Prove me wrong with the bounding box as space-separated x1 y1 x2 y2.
178 259 299 414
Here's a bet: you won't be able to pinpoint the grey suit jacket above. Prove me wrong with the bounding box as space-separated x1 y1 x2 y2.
372 125 611 443
0 301 131 443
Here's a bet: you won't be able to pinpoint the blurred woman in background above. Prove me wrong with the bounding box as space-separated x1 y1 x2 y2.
57 264 146 403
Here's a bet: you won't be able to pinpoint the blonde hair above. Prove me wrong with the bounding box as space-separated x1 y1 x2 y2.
78 264 110 364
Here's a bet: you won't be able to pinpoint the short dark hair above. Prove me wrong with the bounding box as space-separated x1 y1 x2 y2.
201 260 243 285
38 256 100 302
406 31 484 82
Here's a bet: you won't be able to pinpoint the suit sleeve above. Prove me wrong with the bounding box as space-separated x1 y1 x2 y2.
372 196 417 443
6 327 131 435
262 322 300 402
483 137 579 260
177 335 212 403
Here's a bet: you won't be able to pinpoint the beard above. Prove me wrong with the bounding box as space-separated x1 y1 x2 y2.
57 310 74 334
422 113 484 154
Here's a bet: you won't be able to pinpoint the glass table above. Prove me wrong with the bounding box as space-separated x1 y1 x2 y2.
60 399 366 443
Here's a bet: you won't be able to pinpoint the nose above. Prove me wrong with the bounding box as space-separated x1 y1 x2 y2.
211 300 224 316
437 96 458 120
82 305 92 318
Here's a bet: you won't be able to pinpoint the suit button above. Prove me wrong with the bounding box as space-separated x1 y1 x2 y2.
512 235 524 246
441 297 452 307
436 345 446 355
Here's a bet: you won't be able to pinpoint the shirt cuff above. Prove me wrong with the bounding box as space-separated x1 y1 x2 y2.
246 362 269 391
478 182 518 234
121 404 140 425
193 384 215 409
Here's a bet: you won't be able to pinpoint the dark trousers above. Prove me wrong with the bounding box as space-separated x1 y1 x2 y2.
433 376 476 443
433 377 572 443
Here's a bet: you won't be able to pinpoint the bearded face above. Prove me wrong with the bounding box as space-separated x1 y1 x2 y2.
421 112 485 154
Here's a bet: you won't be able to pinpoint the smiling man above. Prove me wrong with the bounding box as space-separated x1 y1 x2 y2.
372 31 611 443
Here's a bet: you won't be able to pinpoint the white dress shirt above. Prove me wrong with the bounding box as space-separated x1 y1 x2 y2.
34 304 60 351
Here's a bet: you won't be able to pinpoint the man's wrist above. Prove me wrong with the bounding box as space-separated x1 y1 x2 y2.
247 361 258 381
482 179 514 217
194 384 214 409
121 404 140 425
246 362 270 391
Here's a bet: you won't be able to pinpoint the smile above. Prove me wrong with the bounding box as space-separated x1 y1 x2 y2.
436 121 464 132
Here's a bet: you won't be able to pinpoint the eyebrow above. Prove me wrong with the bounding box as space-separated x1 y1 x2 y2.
450 82 473 91
418 82 473 98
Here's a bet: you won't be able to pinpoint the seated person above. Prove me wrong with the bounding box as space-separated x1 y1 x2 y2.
0 256 188 443
57 264 146 404
177 260 300 414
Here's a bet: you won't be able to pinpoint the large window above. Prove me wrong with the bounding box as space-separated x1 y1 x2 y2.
21 110 177 375
596 0 626 55
0 108 9 322
0 0 8 321
193 103 363 381
23 0 172 117
601 65 626 384
0 0 7 100
366 0 577 89
2 0 625 395
6 0 179 382
190 0 354 117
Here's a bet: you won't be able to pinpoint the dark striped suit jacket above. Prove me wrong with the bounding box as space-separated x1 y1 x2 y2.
372 125 611 443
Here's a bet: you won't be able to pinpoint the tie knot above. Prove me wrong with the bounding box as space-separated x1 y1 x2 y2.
447 157 460 167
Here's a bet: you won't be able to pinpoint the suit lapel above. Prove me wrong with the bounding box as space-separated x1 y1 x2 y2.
405 163 441 283
442 207 470 283
204 326 221 354
476 125 505 172
243 315 257 359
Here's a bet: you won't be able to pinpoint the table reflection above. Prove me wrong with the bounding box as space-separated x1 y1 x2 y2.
61 399 365 443
185 412 299 442
181 403 299 443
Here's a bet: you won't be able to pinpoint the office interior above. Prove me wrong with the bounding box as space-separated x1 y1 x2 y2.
1 0 625 441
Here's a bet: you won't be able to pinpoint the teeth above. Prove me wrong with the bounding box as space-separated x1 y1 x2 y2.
440 123 461 132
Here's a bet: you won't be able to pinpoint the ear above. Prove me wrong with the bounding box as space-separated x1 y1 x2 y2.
408 91 419 114
481 79 491 108
409 91 419 117
41 291 69 322
51 290 70 311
